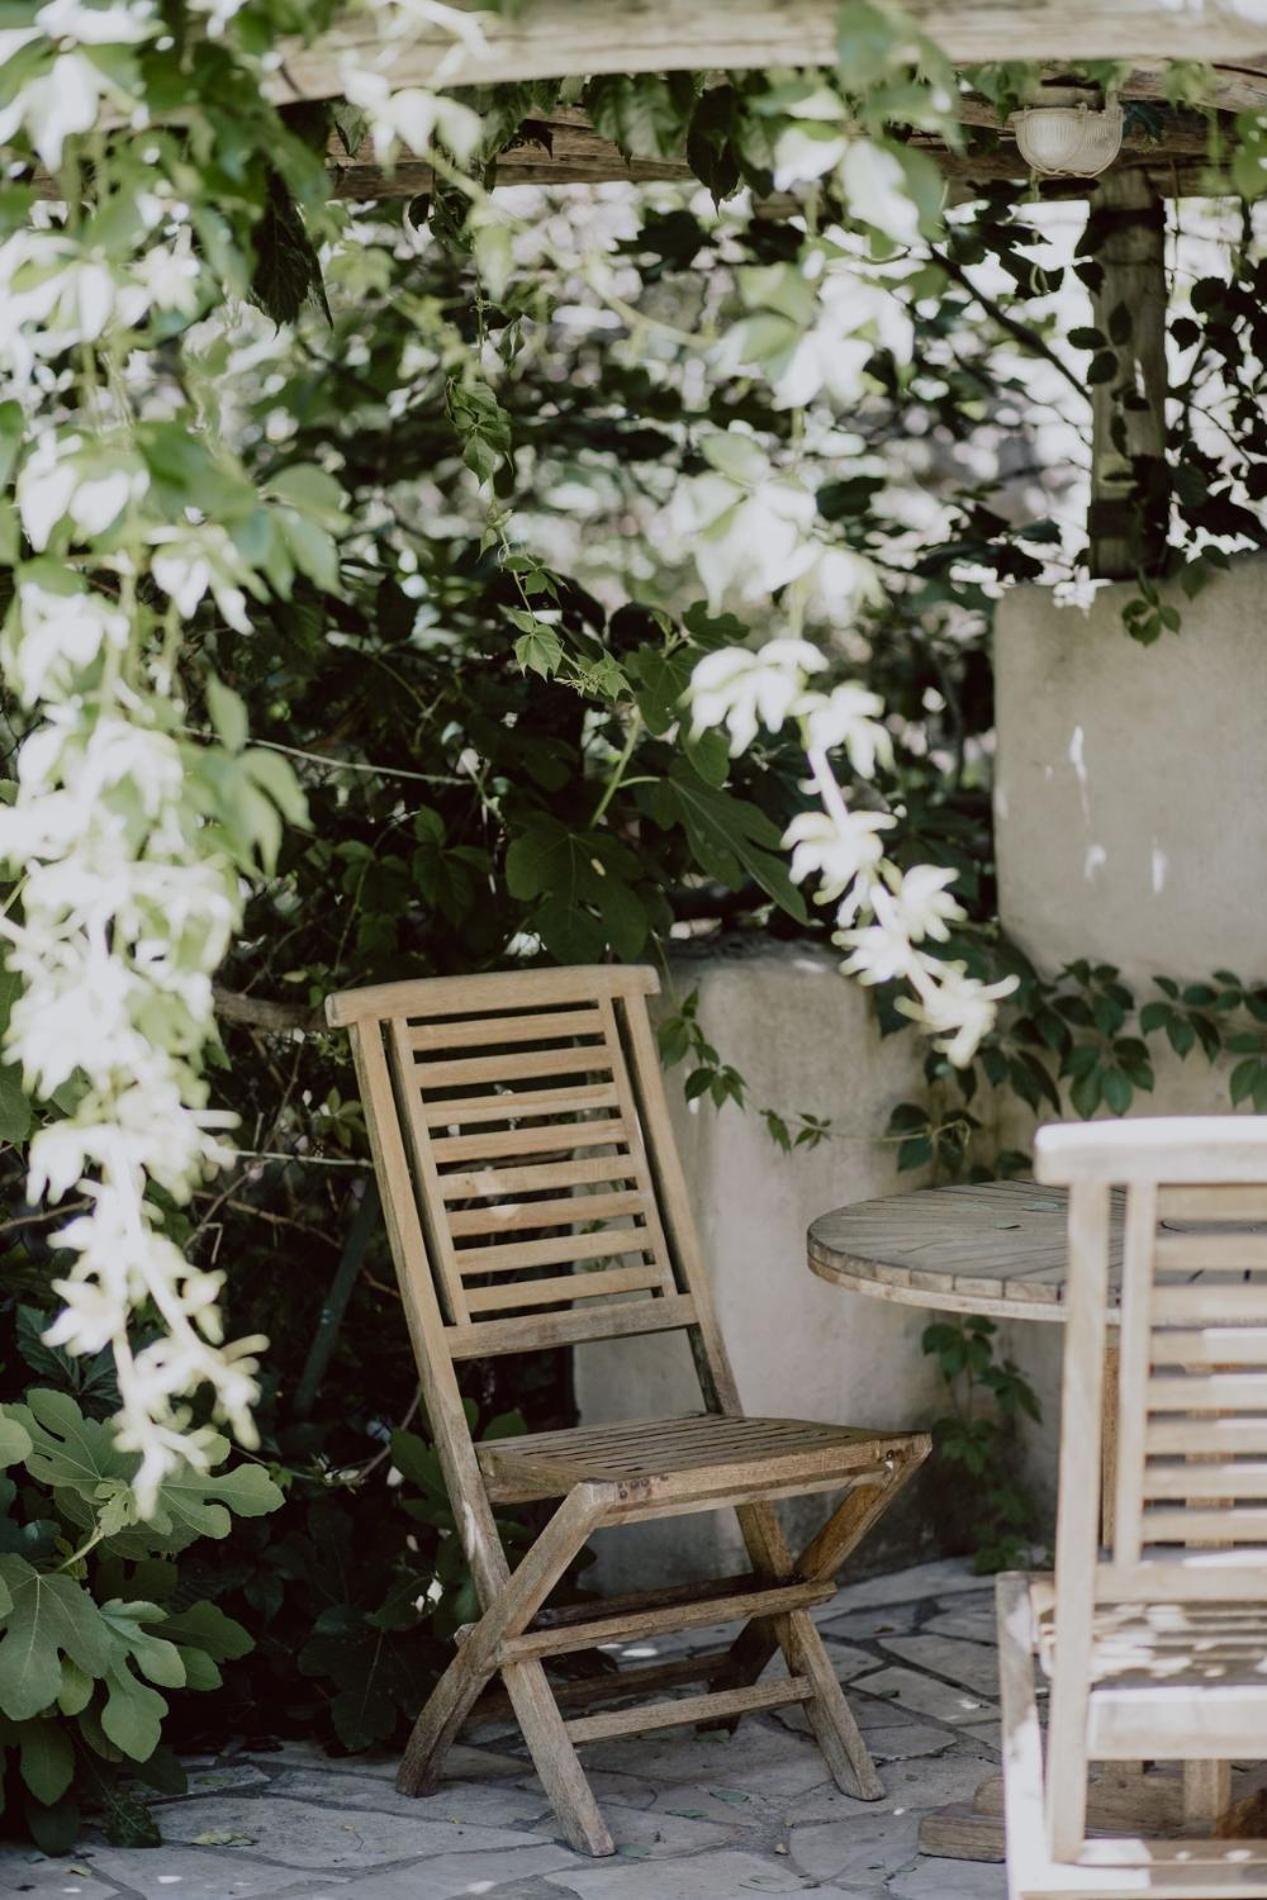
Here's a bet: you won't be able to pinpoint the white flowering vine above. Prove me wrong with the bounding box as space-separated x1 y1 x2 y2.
0 0 489 1509
691 640 1017 1064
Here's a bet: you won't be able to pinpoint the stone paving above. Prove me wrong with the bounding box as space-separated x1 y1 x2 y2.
0 1558 1008 1900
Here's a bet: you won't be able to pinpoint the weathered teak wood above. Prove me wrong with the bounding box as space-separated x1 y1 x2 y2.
272 2 1267 99
1087 170 1169 580
997 1116 1267 1900
326 962 930 1855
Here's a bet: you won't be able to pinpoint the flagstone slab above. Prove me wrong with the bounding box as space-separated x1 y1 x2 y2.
826 1560 990 1612
879 1634 1000 1699
889 1851 1008 1899
787 1745 989 1825
532 1797 737 1857
0 1856 122 1899
817 1599 921 1641
922 1601 1000 1644
304 1842 582 1899
788 1809 921 1884
155 1795 551 1872
861 1719 959 1762
80 1841 343 1900
848 1666 995 1727
579 1720 834 1795
267 1765 548 1829
559 1845 810 1899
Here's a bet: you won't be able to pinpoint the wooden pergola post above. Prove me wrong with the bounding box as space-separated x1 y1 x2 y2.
1086 168 1170 579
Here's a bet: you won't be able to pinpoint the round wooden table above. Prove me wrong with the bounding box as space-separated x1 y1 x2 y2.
808 1178 1125 1324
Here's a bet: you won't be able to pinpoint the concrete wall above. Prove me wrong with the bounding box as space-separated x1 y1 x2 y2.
574 939 942 1590
994 559 1267 987
993 561 1263 1519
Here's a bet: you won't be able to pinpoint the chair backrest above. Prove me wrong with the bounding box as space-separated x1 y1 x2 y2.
1038 1117 1267 1603
326 963 735 1392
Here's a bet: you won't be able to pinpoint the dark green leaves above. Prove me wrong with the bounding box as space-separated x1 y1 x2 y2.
584 73 696 160
661 762 807 923
0 1559 109 1721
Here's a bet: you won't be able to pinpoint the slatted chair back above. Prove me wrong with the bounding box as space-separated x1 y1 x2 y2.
326 963 731 1392
1034 1117 1267 1855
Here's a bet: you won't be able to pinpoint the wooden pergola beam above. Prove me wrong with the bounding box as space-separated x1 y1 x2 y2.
319 103 1234 202
270 0 1267 101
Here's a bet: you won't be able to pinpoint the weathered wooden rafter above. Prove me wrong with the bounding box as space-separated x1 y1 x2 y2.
269 0 1267 98
319 100 1236 203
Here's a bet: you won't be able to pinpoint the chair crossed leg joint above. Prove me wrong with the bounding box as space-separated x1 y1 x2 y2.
396 1439 927 1856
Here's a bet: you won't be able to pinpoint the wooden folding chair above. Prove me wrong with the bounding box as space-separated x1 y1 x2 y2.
998 1116 1267 1900
326 963 929 1856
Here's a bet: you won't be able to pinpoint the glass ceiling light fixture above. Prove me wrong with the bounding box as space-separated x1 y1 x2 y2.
1011 84 1124 180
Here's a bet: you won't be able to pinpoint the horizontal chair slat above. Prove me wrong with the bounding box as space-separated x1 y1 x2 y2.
1142 1461 1267 1499
433 1119 629 1164
407 1007 604 1051
325 964 657 1026
1156 1233 1267 1272
1148 1418 1267 1454
424 1083 618 1128
418 1046 612 1090
446 1292 697 1358
502 1577 836 1662
449 1190 646 1237
1089 1681 1267 1759
463 1266 664 1313
1151 1327 1267 1366
564 1676 813 1745
1147 1372 1267 1412
1142 1506 1267 1541
1100 1557 1267 1601
441 1155 640 1200
458 1226 652 1275
1152 1284 1267 1323
1160 1187 1267 1221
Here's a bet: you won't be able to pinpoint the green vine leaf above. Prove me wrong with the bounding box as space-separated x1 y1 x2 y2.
0 1557 110 1722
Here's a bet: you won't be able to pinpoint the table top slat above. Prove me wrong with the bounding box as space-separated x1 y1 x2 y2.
808 1182 1126 1323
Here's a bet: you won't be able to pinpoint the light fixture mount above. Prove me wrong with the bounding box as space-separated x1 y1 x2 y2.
1011 83 1124 180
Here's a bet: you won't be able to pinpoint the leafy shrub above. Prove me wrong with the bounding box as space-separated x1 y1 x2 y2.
920 1315 1042 1573
0 1386 280 1852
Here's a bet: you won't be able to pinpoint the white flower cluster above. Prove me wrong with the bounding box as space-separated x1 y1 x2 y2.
670 429 879 620
690 640 1016 1065
0 0 487 1516
0 2 296 1511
